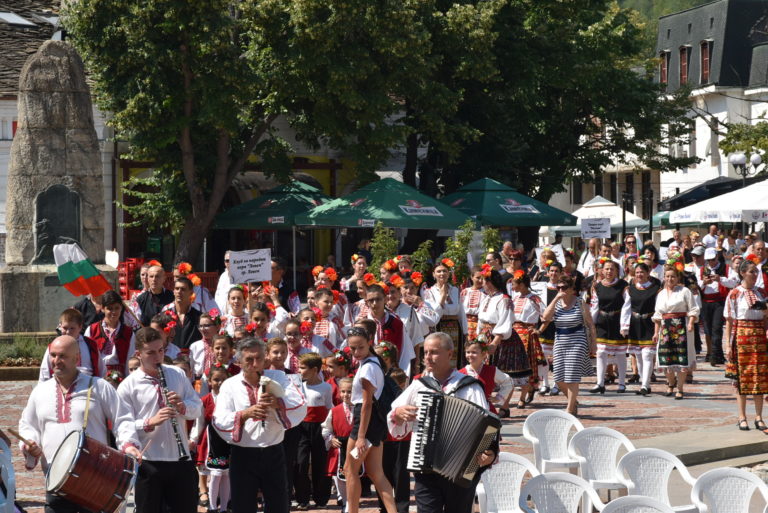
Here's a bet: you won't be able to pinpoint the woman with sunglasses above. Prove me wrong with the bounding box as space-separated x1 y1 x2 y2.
652 263 700 401
590 259 630 394
723 258 768 431
539 275 595 416
344 327 398 513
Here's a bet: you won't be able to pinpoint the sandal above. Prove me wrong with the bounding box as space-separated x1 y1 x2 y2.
738 419 750 431
516 400 526 409
498 407 510 418
524 389 536 404
199 493 210 508
755 419 768 431
675 391 684 400
665 379 677 397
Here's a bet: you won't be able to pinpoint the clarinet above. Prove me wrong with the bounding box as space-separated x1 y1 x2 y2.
157 364 189 461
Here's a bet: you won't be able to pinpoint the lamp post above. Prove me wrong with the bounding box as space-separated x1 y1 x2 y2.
729 152 762 233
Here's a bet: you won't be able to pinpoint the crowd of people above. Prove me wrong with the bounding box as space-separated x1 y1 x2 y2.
12 222 768 513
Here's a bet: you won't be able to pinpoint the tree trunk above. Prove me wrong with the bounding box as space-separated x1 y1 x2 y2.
403 131 418 187
175 215 213 264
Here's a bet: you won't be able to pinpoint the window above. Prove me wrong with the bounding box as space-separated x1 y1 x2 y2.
609 174 618 203
689 119 697 159
642 172 652 218
680 46 691 84
595 175 604 197
660 52 671 84
688 23 692 34
700 41 712 84
625 173 634 202
710 17 714 29
667 29 671 39
571 180 583 205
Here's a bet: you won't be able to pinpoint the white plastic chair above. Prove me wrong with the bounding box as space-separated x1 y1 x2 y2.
601 495 675 513
691 467 768 513
569 427 636 513
522 409 584 473
0 438 15 513
476 452 540 513
518 472 605 513
616 448 697 513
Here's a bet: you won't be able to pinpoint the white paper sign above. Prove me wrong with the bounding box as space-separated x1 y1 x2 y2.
530 282 548 303
534 245 566 266
581 218 611 239
229 249 272 284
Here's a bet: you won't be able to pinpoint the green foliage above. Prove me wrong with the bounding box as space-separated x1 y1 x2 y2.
720 121 768 156
410 239 434 275
117 166 188 234
370 222 400 274
482 226 502 255
0 337 48 365
442 219 476 283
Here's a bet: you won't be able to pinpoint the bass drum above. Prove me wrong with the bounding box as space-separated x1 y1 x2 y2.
46 430 138 513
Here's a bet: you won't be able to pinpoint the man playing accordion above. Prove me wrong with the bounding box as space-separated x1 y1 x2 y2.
387 332 498 513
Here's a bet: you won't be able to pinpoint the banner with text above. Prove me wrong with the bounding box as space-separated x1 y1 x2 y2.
229 249 272 283
580 218 611 239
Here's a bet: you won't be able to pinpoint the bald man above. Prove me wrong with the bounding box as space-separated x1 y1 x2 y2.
132 264 174 326
19 336 141 513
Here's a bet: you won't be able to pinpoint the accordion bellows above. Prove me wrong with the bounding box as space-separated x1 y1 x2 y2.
407 391 501 487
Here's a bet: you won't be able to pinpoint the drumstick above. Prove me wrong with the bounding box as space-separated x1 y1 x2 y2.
138 438 153 458
7 427 33 446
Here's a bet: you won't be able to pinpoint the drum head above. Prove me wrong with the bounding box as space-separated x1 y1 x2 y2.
46 430 82 492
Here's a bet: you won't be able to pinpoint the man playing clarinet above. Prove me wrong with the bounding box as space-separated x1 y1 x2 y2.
18 335 141 513
388 332 497 513
213 337 307 513
117 327 202 513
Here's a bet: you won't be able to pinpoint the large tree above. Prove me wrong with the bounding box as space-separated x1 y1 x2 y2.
64 0 494 262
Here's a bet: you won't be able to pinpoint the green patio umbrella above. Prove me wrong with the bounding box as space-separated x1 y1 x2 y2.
440 178 577 226
214 181 330 230
295 178 472 229
214 180 331 287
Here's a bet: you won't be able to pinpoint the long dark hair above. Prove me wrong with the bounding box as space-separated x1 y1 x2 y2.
485 270 505 293
346 326 388 371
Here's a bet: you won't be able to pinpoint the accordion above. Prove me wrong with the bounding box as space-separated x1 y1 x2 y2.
406 391 501 487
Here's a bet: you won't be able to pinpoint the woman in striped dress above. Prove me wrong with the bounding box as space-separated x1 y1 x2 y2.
539 275 595 416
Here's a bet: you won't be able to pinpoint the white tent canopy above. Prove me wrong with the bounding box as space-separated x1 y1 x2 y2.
669 179 768 224
548 195 647 236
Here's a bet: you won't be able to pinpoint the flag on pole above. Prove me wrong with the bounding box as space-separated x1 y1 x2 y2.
53 243 112 297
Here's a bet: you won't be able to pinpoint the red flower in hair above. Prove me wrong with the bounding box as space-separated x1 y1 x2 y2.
324 267 338 282
351 254 361 264
674 261 685 272
177 262 192 275
513 269 525 280
244 322 258 336
164 321 176 334
312 265 324 277
410 272 423 287
300 321 314 335
147 259 162 267
261 281 273 295
167 310 179 322
383 259 398 272
389 274 405 289
311 307 322 321
188 273 202 287
441 258 455 268
480 264 492 278
377 281 391 295
747 253 760 264
208 309 223 326
334 350 352 367
363 273 377 286
266 303 277 315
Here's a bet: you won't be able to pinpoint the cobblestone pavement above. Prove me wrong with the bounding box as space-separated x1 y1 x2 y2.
1 358 742 512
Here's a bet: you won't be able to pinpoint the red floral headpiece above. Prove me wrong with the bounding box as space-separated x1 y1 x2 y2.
383 259 398 272
480 264 492 278
513 269 525 281
208 308 223 326
163 320 177 334
166 310 179 322
311 307 322 321
331 290 340 304
377 281 391 294
333 350 352 368
206 361 231 379
106 369 124 384
363 272 377 286
389 274 405 289
410 271 423 287
231 284 248 296
351 254 362 264
312 265 324 277
188 273 202 287
147 259 162 267
266 303 277 316
674 261 685 272
441 258 455 269
598 256 611 266
300 321 314 335
177 262 192 275
376 342 395 360
747 253 760 264
244 322 258 336
324 267 338 282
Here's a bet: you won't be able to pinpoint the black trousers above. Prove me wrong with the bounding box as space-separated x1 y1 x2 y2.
230 444 289 513
282 425 301 501
693 321 702 353
702 301 725 362
134 460 198 513
414 472 478 513
294 421 331 505
377 440 411 513
45 493 93 513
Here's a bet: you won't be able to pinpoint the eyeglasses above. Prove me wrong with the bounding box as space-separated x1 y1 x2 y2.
626 240 636 244
557 285 569 291
224 259 229 263
285 332 300 338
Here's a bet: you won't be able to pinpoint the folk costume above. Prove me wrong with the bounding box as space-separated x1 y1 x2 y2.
724 285 768 395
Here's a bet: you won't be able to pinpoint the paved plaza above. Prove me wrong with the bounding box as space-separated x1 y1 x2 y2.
3 359 763 512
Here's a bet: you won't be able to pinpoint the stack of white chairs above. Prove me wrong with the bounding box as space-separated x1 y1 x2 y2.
0 438 15 513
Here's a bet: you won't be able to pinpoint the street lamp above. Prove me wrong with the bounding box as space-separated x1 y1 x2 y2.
728 152 763 233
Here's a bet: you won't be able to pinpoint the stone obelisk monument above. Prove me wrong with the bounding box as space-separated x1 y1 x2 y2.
0 40 115 332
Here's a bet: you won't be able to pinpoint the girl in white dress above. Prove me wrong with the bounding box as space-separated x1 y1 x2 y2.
423 258 467 367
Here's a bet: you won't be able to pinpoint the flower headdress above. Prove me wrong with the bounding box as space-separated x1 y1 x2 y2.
333 350 352 368
363 272 377 286
351 254 362 264
166 310 179 323
231 284 248 296
472 333 491 352
331 290 340 304
513 269 525 281
244 322 258 336
266 302 277 317
147 259 162 267
106 369 124 384
480 263 492 278
311 307 322 321
389 274 405 289
747 253 760 264
410 271 424 287
441 258 455 268
188 273 202 287
597 256 611 266
376 341 396 360
382 259 398 272
377 281 391 294
324 267 338 282
300 320 314 335
163 321 177 334
206 361 231 378
208 308 223 326
312 265 324 277
177 262 192 275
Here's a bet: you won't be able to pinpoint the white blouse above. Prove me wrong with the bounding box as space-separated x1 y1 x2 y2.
423 284 468 333
724 286 767 322
477 293 515 339
461 288 486 316
511 293 543 325
652 286 700 322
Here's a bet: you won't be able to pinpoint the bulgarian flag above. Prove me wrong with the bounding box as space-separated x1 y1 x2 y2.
53 243 112 297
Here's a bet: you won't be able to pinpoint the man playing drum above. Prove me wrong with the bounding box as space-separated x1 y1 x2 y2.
18 335 142 513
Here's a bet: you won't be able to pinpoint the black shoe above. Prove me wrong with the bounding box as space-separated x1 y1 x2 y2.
675 391 684 400
524 389 536 404
589 385 605 394
738 419 750 431
617 384 626 393
650 373 658 383
755 419 767 431
296 503 309 511
628 374 640 384
637 386 650 396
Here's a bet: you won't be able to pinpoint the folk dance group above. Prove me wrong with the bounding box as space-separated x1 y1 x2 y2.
15 233 768 513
